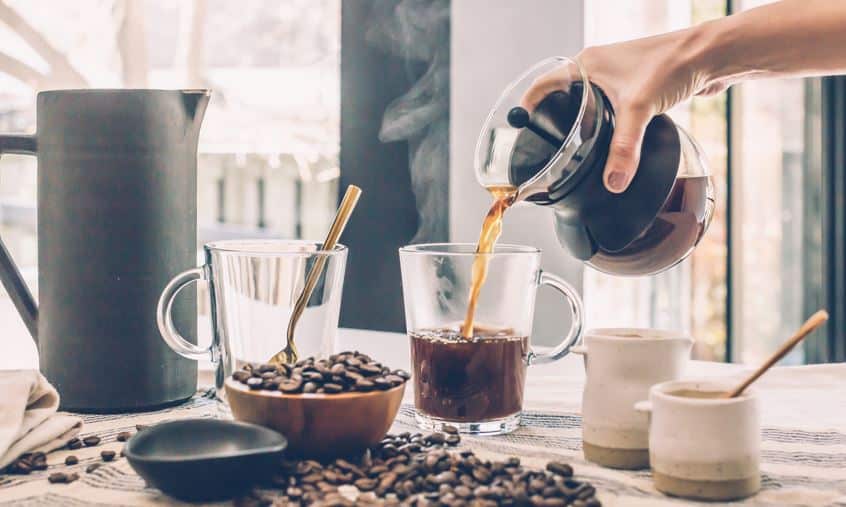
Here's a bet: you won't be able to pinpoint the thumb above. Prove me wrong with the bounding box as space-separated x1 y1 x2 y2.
604 105 652 194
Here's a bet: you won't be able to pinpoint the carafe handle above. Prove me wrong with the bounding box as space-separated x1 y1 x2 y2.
0 134 38 340
526 271 584 365
156 266 216 361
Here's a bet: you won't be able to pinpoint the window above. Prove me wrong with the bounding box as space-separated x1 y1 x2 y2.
584 0 823 363
0 0 340 321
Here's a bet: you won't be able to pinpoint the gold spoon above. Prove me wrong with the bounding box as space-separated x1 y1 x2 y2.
268 185 362 365
724 309 828 398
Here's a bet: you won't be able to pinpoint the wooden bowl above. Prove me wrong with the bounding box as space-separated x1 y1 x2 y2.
225 378 405 458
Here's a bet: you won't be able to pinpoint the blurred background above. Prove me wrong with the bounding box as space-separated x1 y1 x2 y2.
0 0 840 365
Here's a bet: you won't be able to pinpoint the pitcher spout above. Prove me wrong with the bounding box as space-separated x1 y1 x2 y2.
181 89 211 130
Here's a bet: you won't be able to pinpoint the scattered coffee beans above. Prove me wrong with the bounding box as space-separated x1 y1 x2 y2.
101 450 116 462
82 436 101 447
86 463 101 474
232 351 410 395
66 437 83 451
116 431 132 442
235 431 601 506
64 455 78 466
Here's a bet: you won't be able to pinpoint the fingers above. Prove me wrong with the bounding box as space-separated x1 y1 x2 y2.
604 103 652 194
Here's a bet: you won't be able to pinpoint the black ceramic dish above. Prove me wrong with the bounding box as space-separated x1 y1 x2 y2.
125 418 287 502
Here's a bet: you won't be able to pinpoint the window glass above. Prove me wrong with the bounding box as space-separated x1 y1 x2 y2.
583 0 728 360
584 0 823 363
0 0 340 318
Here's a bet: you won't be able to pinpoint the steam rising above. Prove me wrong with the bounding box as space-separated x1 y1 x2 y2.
367 0 450 242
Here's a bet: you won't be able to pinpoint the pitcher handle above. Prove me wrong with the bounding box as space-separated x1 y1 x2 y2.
527 271 584 365
0 134 38 340
157 266 214 361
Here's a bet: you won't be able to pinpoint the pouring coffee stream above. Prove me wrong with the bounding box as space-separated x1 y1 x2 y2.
460 185 518 339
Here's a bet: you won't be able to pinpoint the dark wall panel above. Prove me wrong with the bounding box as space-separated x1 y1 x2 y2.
339 0 420 332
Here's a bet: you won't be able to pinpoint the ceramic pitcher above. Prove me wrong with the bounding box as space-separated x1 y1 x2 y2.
573 328 692 469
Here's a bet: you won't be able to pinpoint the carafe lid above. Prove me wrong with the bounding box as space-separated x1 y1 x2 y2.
474 57 599 201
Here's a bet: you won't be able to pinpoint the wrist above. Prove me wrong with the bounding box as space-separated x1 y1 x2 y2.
681 16 739 88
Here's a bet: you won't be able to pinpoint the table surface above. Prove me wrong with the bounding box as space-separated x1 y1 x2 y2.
3 328 846 506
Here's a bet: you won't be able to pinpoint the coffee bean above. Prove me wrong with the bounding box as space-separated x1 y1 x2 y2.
426 432 446 445
116 431 132 442
472 467 492 484
135 424 149 432
373 377 393 390
86 463 101 473
360 363 382 375
355 378 375 391
257 364 276 374
67 439 83 450
376 471 398 494
445 434 461 446
393 369 411 380
48 472 68 484
538 499 567 507
442 424 459 435
354 477 377 491
65 455 78 465
430 470 456 485
83 436 101 447
279 377 303 393
303 382 319 393
246 377 263 390
577 485 597 500
345 357 362 368
546 461 573 478
101 450 116 461
323 383 343 394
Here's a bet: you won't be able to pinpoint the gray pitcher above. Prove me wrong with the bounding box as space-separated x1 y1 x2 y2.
0 89 209 412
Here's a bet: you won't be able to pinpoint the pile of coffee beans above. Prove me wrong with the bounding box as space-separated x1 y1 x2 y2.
237 427 601 507
232 351 410 394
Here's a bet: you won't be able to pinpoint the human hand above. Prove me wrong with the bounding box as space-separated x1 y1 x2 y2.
523 27 720 193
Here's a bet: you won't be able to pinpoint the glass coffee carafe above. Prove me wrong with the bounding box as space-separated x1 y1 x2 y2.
475 57 714 276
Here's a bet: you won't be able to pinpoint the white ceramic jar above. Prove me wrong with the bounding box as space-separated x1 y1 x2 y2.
574 328 692 469
635 379 761 501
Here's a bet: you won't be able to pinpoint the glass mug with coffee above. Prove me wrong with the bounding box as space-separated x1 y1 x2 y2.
399 243 583 435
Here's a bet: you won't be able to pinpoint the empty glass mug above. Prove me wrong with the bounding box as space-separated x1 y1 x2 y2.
157 240 347 406
399 243 584 434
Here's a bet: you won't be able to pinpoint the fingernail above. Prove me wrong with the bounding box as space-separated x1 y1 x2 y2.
606 171 628 192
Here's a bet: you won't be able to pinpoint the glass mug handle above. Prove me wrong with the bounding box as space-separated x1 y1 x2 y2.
156 266 216 361
526 271 584 365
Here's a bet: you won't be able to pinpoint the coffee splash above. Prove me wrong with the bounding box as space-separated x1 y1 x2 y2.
460 185 518 339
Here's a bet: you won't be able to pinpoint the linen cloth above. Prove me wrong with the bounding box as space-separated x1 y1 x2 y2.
0 370 81 469
0 352 844 506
